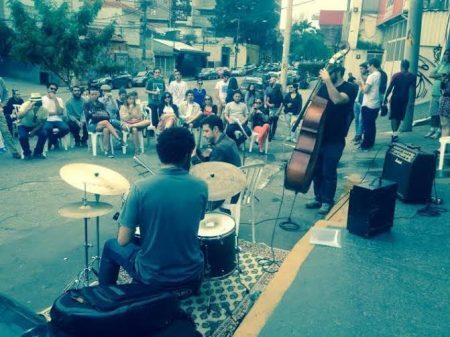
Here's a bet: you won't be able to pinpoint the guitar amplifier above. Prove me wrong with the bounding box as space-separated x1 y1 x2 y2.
381 143 436 203
347 178 398 237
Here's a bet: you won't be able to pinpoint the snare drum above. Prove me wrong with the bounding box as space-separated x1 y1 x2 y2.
198 212 236 279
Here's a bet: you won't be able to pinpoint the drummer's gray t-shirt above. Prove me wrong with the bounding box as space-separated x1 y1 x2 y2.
119 167 208 286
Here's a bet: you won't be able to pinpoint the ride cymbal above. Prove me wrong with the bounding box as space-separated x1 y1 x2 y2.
60 163 130 196
191 161 246 201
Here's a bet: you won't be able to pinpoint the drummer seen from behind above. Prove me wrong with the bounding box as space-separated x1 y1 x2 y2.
193 114 241 167
99 127 208 297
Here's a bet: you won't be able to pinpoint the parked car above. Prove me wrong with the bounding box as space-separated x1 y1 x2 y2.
231 67 246 77
90 72 133 90
132 71 151 87
197 68 219 80
239 76 264 95
244 64 257 75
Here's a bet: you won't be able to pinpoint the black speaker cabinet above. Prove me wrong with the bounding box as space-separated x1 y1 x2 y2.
347 178 398 237
382 143 436 203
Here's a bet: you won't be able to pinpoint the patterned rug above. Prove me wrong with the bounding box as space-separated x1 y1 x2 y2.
119 241 288 337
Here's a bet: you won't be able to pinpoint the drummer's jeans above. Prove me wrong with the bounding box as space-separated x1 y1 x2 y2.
99 238 140 286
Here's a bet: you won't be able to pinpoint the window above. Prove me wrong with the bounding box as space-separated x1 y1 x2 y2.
383 19 407 62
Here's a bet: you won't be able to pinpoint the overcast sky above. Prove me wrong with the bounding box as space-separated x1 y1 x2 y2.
280 0 349 27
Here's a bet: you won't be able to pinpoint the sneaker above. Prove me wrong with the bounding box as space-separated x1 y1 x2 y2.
424 129 436 138
391 135 399 143
33 153 47 159
305 200 322 209
317 203 333 215
106 152 115 158
430 130 441 139
24 154 32 160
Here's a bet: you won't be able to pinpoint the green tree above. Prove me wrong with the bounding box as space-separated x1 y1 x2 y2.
212 0 280 47
8 0 115 85
290 21 331 61
0 21 14 60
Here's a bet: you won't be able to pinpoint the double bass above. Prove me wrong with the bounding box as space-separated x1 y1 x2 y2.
284 47 350 193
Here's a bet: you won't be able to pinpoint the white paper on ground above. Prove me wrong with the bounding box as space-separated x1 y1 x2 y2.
309 227 342 248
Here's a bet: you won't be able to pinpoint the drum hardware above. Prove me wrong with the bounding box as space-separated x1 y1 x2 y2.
59 186 113 291
191 162 246 201
59 164 130 290
198 212 249 313
133 155 156 176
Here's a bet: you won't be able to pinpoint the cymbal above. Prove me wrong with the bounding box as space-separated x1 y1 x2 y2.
190 161 246 201
60 163 130 196
59 201 114 219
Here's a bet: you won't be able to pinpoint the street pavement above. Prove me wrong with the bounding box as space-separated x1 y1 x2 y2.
0 77 448 317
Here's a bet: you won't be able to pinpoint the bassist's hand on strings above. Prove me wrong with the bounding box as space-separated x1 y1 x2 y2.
319 69 331 83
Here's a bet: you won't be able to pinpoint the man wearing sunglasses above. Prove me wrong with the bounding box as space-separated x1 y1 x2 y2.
42 83 69 150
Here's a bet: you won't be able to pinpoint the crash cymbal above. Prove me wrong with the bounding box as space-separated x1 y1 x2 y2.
60 163 130 196
190 161 246 201
59 201 113 219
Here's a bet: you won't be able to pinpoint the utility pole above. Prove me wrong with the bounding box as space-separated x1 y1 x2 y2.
234 18 240 69
140 0 148 61
401 0 424 132
280 0 293 91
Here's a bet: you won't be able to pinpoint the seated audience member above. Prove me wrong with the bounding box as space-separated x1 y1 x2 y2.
157 92 179 133
120 94 150 155
99 84 122 130
193 80 206 107
202 95 218 116
42 83 69 149
250 99 270 153
66 86 88 147
16 93 49 159
98 127 207 298
179 90 202 128
84 88 123 158
223 91 251 146
116 88 127 109
3 89 24 135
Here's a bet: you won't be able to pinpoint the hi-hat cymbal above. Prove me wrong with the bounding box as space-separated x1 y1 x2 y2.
60 163 130 196
190 161 246 201
59 201 114 219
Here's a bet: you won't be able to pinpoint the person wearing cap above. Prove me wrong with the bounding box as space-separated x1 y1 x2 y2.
0 77 22 159
215 70 230 116
16 93 49 159
42 82 70 150
66 86 88 147
304 65 358 215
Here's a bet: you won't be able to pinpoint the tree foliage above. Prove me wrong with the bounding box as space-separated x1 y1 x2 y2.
212 0 280 48
7 0 114 85
290 20 331 61
0 21 15 60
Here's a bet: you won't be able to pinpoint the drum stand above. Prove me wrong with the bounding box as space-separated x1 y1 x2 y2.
279 193 301 231
63 192 104 291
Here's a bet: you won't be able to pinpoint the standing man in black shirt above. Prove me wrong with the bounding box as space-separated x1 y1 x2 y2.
305 65 358 215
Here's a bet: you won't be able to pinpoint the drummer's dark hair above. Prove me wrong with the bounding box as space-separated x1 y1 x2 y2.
156 127 195 166
201 115 224 132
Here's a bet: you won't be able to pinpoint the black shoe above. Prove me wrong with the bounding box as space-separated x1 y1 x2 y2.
305 200 322 209
391 135 399 143
33 153 47 159
81 141 88 147
24 154 32 160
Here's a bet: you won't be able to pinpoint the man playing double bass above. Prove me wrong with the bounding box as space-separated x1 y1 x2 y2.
305 65 358 214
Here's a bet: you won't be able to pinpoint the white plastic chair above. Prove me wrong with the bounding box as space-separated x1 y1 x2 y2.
87 131 115 156
122 129 145 154
222 162 265 243
248 131 269 154
143 106 157 146
438 136 450 170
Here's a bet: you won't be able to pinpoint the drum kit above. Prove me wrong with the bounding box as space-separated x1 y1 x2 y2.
58 160 247 302
59 163 130 290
